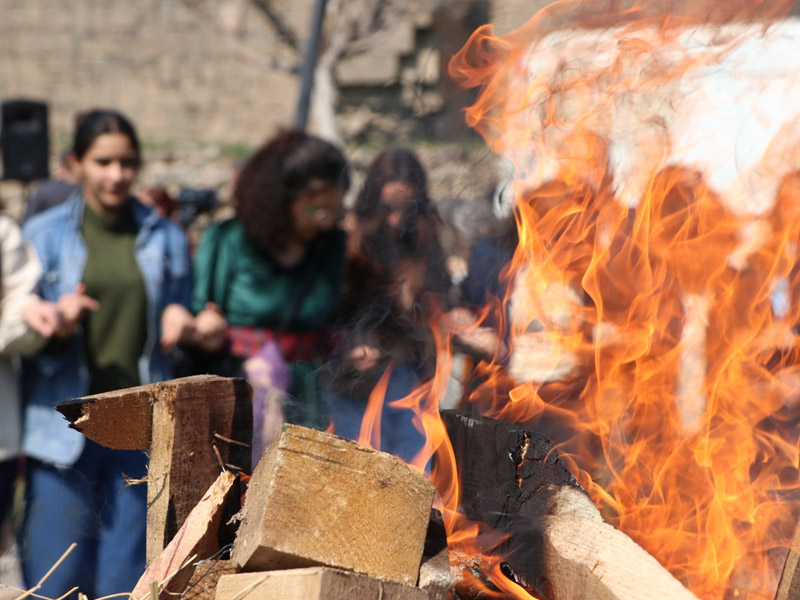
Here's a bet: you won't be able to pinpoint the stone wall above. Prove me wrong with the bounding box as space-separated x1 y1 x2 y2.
0 0 542 148
0 0 303 145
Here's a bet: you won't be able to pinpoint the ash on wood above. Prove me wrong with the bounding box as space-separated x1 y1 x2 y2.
55 375 253 563
231 424 434 586
215 568 428 600
442 411 699 600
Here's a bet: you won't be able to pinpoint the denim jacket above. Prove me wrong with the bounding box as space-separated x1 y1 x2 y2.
20 192 192 467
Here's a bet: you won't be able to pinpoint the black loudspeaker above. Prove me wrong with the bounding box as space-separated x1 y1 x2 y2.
1 99 50 181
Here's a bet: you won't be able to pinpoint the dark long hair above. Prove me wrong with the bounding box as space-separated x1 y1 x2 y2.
354 149 434 222
72 109 141 164
235 129 350 253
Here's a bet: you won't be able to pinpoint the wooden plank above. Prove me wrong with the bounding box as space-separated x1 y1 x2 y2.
231 424 434 586
147 376 251 563
775 522 800 600
215 568 428 600
442 411 699 600
55 385 155 449
132 471 236 600
56 375 253 563
542 485 699 600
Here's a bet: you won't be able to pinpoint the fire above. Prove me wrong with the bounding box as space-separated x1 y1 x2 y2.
437 0 800 598
348 2 800 597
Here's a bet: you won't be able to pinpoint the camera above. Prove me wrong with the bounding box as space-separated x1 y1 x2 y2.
176 187 218 228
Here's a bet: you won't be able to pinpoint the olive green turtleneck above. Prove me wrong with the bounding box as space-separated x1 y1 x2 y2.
81 202 147 395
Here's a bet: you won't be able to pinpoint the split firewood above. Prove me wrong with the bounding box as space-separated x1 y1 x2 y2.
775 521 800 600
132 471 236 600
442 411 699 600
55 374 253 562
215 568 428 600
231 424 435 586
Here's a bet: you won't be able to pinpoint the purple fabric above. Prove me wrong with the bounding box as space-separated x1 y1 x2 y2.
244 340 292 464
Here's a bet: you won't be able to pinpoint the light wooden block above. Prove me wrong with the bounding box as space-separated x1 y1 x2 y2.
232 425 434 585
215 568 428 600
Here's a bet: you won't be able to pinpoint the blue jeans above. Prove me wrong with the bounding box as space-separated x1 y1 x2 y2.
323 366 427 465
19 441 147 599
0 459 16 527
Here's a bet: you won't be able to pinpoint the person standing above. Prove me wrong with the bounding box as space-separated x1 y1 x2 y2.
0 214 61 538
185 129 350 461
19 109 194 598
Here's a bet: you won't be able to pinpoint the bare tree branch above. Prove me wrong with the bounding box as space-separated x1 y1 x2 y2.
175 0 298 73
249 0 302 54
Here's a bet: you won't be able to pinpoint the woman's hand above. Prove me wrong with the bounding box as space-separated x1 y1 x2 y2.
194 303 228 353
160 303 197 354
56 283 99 338
443 307 508 358
348 344 382 371
22 299 63 339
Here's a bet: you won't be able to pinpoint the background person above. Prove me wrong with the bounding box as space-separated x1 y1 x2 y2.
0 214 61 546
322 149 451 463
185 129 351 462
22 149 80 223
19 109 194 598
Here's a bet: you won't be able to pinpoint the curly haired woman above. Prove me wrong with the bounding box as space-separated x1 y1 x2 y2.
188 129 350 460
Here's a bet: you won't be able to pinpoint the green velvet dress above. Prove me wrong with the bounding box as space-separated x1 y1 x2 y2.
191 218 346 428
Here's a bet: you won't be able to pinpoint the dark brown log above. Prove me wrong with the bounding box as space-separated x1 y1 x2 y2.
55 375 253 563
442 411 699 600
441 409 577 597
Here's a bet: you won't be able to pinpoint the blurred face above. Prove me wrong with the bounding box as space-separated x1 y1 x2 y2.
378 180 416 229
73 133 139 214
289 181 344 243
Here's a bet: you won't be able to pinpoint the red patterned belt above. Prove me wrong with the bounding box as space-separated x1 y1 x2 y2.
226 325 329 363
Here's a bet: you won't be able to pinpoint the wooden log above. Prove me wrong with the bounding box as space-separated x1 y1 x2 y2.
419 510 451 600
181 560 238 600
132 471 236 600
214 568 428 600
55 374 253 562
231 424 434 586
541 485 699 600
775 522 800 600
442 409 576 596
442 411 699 600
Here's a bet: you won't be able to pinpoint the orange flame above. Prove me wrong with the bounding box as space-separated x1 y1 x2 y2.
440 1 800 598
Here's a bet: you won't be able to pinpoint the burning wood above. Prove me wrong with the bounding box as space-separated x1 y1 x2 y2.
49 377 728 599
775 521 800 600
444 411 699 600
445 3 800 597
